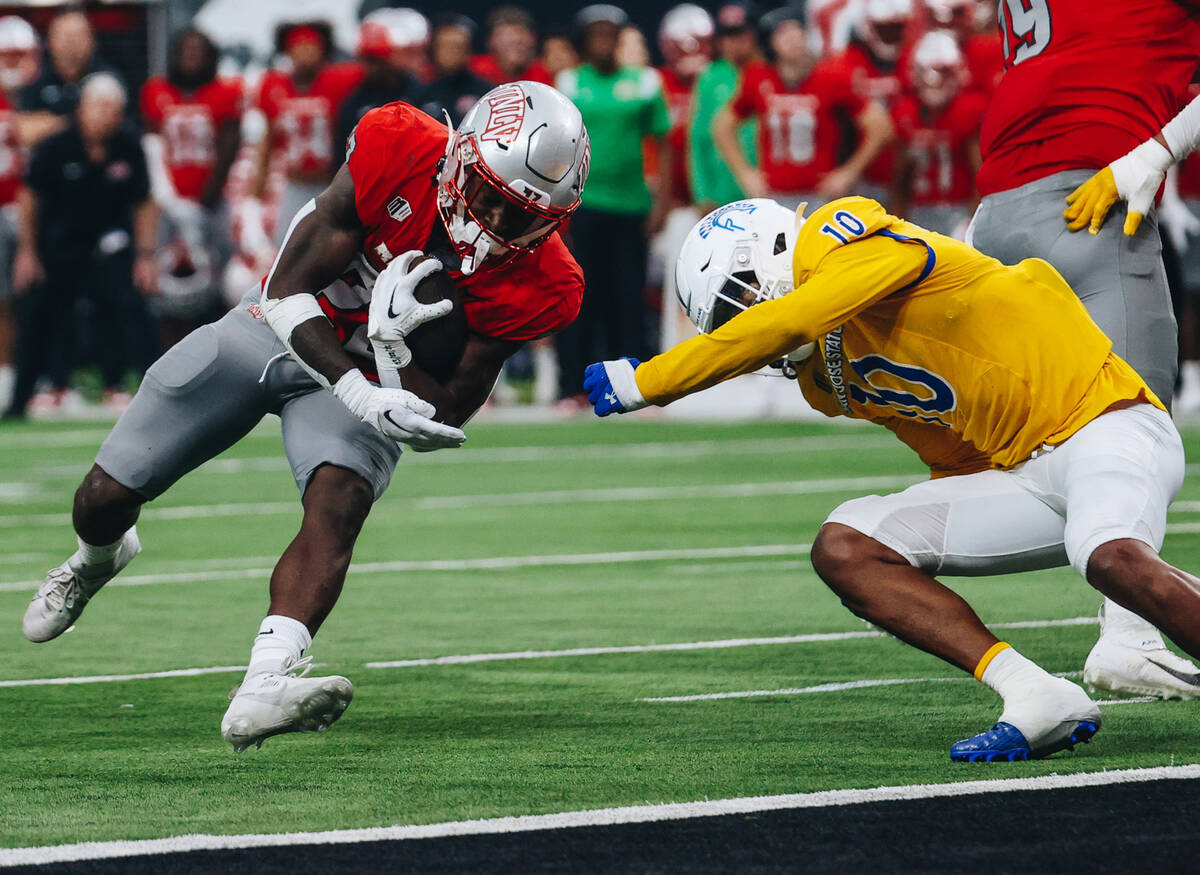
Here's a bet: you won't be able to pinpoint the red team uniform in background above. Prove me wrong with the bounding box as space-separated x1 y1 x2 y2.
0 90 21 209
892 90 986 204
978 0 1200 196
257 63 365 178
835 43 906 191
297 102 582 379
656 65 695 204
469 55 553 87
730 59 868 194
140 76 243 200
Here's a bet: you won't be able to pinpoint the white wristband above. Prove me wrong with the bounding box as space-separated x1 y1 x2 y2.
332 369 373 421
606 358 648 411
261 290 326 345
1163 92 1200 163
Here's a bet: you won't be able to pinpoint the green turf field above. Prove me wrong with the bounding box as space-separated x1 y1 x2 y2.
2 417 1199 849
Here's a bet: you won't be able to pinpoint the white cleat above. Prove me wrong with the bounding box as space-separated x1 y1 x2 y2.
22 529 141 643
1084 637 1200 700
221 656 354 753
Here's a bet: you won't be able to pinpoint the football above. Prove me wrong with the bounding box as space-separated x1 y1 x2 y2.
405 255 468 382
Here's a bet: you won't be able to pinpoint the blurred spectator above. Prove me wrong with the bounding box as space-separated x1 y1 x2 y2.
654 4 714 349
140 27 243 347
249 20 364 246
615 25 651 69
555 4 670 403
925 0 1003 93
839 0 916 203
0 16 37 409
337 9 428 148
1169 91 1200 413
808 0 867 57
888 30 984 235
5 73 157 419
539 30 579 81
417 15 494 127
688 2 760 211
713 6 892 208
17 10 122 147
470 7 553 85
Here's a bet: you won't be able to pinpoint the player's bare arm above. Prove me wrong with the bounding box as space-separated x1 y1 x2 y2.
816 101 893 199
400 333 523 428
199 117 240 210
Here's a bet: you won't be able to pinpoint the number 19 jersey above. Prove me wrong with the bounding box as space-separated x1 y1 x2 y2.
977 0 1200 197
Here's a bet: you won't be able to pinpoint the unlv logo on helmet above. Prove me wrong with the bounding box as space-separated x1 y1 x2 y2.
479 84 527 143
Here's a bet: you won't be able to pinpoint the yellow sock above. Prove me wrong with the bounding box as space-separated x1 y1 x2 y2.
973 641 1012 682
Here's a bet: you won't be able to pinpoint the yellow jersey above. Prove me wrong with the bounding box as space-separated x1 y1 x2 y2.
635 197 1163 476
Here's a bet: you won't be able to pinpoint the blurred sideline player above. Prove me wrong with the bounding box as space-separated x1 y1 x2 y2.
1172 112 1200 413
584 196 1200 760
337 9 429 149
713 6 892 210
888 30 983 236
248 21 364 247
835 0 916 203
654 4 715 351
968 0 1200 698
924 0 1002 94
22 83 589 753
140 28 243 348
0 15 36 409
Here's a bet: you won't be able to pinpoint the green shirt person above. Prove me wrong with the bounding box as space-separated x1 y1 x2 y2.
689 56 757 210
556 62 671 218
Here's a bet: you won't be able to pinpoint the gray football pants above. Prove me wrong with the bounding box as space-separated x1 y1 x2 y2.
95 298 401 502
969 170 1177 406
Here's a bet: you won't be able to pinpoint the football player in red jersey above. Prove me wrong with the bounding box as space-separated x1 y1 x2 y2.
249 21 365 247
889 30 984 235
968 0 1200 700
924 0 1004 94
0 15 36 409
713 6 892 208
836 0 916 203
140 28 243 343
21 83 590 753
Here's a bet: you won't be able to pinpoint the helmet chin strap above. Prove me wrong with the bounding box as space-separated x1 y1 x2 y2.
449 212 501 276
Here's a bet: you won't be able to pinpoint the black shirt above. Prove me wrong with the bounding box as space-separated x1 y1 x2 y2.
25 123 150 259
416 70 495 128
18 59 124 118
336 75 423 156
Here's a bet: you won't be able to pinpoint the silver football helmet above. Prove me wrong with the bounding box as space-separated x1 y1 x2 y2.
437 81 590 275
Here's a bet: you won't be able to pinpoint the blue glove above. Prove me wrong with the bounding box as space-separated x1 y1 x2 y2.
583 357 645 417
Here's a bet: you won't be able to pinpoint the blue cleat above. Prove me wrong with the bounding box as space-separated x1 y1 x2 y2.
950 719 1100 762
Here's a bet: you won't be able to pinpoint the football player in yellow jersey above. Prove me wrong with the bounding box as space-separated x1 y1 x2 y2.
584 197 1200 762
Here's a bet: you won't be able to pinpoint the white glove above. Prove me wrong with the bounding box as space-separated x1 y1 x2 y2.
1109 139 1175 232
368 251 452 372
333 370 465 451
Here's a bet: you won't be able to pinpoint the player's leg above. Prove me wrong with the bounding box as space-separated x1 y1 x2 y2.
23 305 275 642
811 470 1099 761
1052 403 1200 696
221 384 400 752
971 172 1193 691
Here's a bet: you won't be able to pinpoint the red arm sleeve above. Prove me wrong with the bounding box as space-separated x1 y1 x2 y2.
729 67 760 120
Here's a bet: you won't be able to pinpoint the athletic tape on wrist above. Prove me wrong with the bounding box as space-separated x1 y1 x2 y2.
1163 93 1200 163
606 359 647 410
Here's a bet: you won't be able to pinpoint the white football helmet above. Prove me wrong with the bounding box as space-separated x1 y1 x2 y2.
859 0 913 63
437 81 590 275
0 16 38 92
910 30 965 110
675 199 810 348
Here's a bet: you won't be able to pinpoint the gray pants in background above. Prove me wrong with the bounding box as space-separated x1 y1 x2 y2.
968 170 1177 406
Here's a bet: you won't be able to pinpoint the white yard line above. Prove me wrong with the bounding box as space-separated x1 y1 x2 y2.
0 543 816 592
641 676 971 702
2 765 1196 867
0 666 246 688
0 616 1098 687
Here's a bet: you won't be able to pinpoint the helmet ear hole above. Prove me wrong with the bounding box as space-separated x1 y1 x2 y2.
773 232 787 256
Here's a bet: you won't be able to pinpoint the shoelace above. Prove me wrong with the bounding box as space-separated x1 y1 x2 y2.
282 655 314 679
38 566 77 612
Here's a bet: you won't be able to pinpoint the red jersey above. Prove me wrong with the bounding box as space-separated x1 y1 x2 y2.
257 62 365 177
140 76 243 200
290 102 581 374
0 91 21 206
468 55 553 86
978 0 1200 196
962 32 1004 94
731 59 869 194
657 65 695 204
834 43 908 187
893 91 986 204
